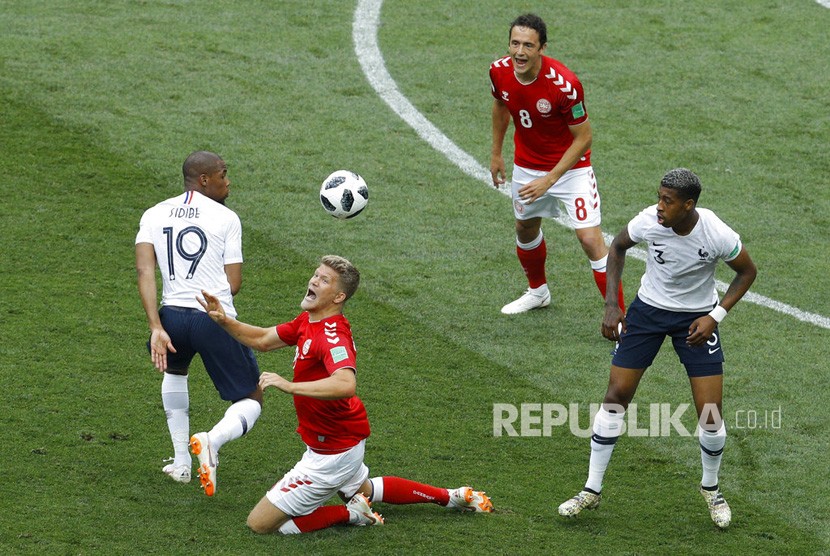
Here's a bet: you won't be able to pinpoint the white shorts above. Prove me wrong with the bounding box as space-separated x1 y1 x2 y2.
265 440 369 517
511 165 602 229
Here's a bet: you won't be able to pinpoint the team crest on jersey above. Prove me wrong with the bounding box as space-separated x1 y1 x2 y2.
536 99 552 114
302 339 312 356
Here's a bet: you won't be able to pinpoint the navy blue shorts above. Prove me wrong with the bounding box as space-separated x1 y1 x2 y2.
611 296 724 377
149 306 260 401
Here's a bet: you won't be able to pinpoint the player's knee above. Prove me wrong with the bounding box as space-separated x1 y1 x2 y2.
603 386 633 410
246 514 268 535
247 508 281 535
515 218 540 238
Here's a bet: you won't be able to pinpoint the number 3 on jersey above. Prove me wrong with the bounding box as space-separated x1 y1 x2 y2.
163 226 208 280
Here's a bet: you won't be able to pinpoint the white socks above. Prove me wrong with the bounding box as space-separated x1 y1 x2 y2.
161 373 190 467
368 477 384 503
699 423 727 488
516 230 544 250
590 254 608 272
585 406 625 493
207 397 262 452
278 520 301 535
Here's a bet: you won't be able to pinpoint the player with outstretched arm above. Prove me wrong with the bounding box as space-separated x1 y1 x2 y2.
198 255 493 534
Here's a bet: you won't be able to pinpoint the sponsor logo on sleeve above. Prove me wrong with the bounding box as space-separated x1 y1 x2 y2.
571 101 585 119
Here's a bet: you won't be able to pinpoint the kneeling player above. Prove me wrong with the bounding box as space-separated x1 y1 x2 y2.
199 255 493 534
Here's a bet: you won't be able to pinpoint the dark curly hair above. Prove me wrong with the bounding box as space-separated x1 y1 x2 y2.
660 168 702 203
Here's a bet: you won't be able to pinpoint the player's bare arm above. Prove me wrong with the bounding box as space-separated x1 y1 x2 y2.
224 262 242 296
687 246 757 346
490 99 510 187
260 368 356 400
602 227 636 341
518 119 593 204
197 290 288 352
136 242 176 371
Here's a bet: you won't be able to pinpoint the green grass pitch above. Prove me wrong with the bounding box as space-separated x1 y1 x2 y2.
1 1 828 553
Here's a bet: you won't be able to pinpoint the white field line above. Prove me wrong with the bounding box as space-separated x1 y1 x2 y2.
353 0 830 330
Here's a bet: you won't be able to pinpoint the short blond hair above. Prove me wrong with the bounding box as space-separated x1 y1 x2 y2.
321 255 360 301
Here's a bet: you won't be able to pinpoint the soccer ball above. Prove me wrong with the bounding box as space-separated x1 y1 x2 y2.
319 170 369 219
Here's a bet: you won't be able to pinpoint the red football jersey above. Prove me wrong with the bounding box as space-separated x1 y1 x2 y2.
489 55 591 172
276 312 370 452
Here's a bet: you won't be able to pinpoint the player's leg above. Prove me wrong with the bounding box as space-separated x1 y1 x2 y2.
155 307 196 483
254 442 381 534
189 313 263 496
560 297 664 517
691 374 725 487
574 226 625 312
691 373 730 528
558 364 644 517
558 167 625 311
500 216 551 314
676 324 730 528
248 496 376 535
502 166 560 314
161 369 192 483
356 477 494 513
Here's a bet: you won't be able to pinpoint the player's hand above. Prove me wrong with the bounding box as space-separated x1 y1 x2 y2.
517 175 553 204
687 316 717 346
490 154 506 189
149 327 176 372
259 372 293 394
601 305 625 341
197 290 227 324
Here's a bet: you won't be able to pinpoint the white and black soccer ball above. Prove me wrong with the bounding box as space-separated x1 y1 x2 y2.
319 170 369 219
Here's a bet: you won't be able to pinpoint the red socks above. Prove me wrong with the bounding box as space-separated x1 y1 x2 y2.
376 476 449 506
517 239 547 289
292 505 350 533
592 270 625 312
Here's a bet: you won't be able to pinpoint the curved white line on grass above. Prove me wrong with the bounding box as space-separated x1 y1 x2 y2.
352 1 490 183
817 0 830 8
353 0 830 330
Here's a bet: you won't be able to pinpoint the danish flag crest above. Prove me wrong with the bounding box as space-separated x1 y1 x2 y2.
545 67 577 100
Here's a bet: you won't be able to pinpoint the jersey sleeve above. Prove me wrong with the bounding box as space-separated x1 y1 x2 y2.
552 67 588 126
276 316 301 346
626 205 656 244
489 56 512 100
223 213 244 264
321 341 356 375
710 214 742 261
319 325 356 376
135 209 153 244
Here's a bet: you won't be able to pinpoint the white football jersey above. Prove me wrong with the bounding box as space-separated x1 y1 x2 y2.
136 190 243 318
628 205 741 312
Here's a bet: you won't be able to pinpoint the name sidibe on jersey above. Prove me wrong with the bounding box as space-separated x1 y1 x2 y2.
168 207 201 218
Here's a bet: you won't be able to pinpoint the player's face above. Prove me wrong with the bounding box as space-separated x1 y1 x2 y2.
301 264 345 313
202 161 230 204
655 186 692 228
509 26 545 82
